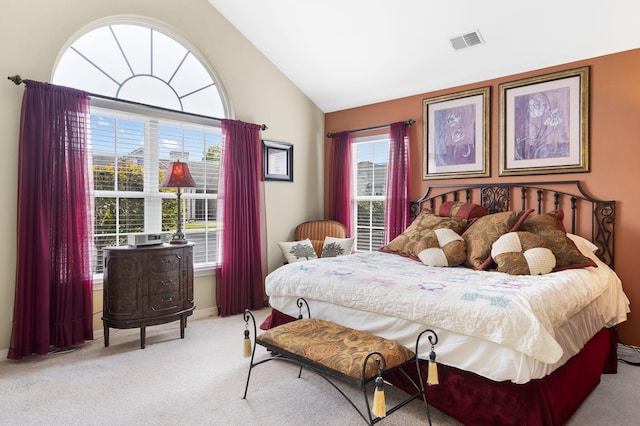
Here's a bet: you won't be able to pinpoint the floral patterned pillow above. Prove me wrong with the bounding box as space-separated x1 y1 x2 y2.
519 210 597 271
462 210 533 270
380 211 468 259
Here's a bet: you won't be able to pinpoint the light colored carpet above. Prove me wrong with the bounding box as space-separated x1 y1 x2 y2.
0 308 638 425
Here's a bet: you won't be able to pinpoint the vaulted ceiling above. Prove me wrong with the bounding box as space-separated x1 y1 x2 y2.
209 1 640 112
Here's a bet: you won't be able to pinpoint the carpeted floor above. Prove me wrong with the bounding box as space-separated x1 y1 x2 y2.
1 309 638 425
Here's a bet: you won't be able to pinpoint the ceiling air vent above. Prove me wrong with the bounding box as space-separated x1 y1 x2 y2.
450 30 484 51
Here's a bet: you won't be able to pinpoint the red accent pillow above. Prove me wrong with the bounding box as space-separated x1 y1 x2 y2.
439 201 488 220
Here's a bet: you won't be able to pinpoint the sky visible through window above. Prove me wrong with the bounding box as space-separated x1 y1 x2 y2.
53 23 225 180
356 139 388 164
53 24 224 118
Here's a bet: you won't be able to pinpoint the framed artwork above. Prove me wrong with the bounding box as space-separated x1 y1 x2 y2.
263 140 293 182
423 86 490 179
499 66 589 176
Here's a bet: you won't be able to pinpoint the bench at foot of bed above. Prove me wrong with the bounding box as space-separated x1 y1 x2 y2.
242 298 439 425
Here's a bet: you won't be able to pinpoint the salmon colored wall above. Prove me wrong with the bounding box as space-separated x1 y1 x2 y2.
325 48 640 346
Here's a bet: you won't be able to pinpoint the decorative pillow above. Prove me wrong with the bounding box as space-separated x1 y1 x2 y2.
461 210 533 270
321 236 355 258
519 210 597 271
277 239 318 263
380 211 468 258
417 228 466 267
491 231 556 275
567 233 599 254
439 201 488 221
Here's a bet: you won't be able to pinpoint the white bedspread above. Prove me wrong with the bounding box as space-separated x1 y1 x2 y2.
266 251 629 365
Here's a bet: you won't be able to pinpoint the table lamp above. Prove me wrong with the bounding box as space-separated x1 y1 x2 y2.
160 160 197 244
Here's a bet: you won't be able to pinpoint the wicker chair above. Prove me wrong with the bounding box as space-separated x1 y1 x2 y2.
294 219 347 257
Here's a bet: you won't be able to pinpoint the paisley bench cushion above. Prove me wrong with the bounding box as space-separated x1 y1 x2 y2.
256 318 415 381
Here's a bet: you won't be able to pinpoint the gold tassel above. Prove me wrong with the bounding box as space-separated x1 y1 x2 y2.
372 375 386 418
427 347 439 385
243 329 252 358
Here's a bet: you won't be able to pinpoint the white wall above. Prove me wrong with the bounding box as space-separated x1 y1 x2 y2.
0 0 325 352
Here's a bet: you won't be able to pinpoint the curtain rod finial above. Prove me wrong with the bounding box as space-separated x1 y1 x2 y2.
407 119 416 126
261 124 268 131
8 75 23 85
326 132 333 138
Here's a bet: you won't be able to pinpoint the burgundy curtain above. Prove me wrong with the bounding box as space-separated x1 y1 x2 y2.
217 119 267 316
384 121 411 244
9 81 93 360
327 131 353 236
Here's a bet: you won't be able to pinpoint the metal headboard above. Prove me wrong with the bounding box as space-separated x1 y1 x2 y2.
410 181 615 269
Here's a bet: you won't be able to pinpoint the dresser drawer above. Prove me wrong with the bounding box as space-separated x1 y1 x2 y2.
150 253 181 272
149 270 180 294
147 290 181 313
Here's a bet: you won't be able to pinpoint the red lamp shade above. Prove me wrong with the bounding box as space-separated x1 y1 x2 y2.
160 161 196 188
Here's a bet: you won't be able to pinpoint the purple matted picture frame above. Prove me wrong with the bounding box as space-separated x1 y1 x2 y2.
499 66 589 176
422 86 490 180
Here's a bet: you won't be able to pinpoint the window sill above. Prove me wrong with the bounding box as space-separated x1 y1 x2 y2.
194 264 216 278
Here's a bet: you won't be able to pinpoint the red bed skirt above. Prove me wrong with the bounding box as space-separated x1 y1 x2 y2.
261 309 617 425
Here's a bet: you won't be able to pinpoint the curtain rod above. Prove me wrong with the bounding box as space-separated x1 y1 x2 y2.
326 118 415 139
7 74 268 131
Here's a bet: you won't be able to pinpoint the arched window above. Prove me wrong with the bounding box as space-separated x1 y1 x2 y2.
53 22 227 275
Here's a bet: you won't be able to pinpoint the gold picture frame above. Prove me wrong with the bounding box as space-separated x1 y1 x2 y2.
499 66 589 176
422 86 490 180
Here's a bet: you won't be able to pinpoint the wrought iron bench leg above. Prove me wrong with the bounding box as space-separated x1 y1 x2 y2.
242 299 439 425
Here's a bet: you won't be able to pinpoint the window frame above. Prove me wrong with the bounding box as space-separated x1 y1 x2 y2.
90 98 221 283
352 134 389 252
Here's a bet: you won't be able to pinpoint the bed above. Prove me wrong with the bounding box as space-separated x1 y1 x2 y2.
263 181 630 425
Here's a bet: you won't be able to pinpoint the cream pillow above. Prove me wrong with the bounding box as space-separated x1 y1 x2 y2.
321 236 355 258
278 239 318 263
566 233 599 254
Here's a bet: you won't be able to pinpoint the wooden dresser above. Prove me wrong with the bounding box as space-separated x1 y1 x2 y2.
102 243 195 348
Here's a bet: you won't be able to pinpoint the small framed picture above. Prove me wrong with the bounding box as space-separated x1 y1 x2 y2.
263 140 293 182
423 86 490 179
499 66 589 176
